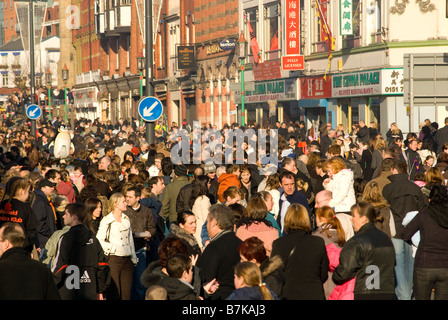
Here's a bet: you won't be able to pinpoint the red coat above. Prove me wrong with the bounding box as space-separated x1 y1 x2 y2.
56 181 76 203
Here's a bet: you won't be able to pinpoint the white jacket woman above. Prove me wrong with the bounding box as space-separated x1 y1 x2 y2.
323 158 356 213
97 211 137 264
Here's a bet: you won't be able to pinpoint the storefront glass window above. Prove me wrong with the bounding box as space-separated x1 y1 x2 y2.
369 97 381 130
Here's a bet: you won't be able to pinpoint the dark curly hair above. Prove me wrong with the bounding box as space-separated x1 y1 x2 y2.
429 185 448 207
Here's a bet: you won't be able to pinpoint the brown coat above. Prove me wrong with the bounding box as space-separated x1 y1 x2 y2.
370 170 392 193
27 147 41 170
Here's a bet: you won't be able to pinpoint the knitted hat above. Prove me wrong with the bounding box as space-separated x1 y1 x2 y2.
174 164 188 177
203 162 216 174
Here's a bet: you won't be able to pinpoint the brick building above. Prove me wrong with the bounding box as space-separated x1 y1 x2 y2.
153 0 239 129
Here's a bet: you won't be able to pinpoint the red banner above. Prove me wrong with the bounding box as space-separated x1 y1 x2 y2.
300 76 332 99
248 22 261 64
285 0 300 55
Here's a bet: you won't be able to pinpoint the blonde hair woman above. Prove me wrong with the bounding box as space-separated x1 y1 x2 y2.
362 181 394 237
371 137 388 178
271 204 329 300
323 157 356 213
226 261 277 300
97 192 137 300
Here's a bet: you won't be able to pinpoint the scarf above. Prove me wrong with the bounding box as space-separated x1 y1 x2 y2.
48 197 57 222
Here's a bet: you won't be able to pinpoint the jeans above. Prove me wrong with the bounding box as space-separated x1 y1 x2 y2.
392 238 414 300
414 268 448 300
131 250 147 300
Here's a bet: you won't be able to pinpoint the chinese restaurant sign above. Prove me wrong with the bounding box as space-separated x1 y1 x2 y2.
285 0 300 55
300 76 332 99
340 0 353 35
332 68 404 97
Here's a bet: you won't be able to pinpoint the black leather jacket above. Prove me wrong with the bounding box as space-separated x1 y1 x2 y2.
332 223 396 299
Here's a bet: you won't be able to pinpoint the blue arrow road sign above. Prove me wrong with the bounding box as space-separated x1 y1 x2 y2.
138 96 163 122
26 104 42 120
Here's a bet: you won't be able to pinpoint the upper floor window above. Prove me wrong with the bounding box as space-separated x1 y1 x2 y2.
244 8 258 61
2 74 8 87
342 0 361 47
264 2 280 60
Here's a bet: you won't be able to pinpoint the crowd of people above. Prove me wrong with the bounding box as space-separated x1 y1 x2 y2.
0 114 447 301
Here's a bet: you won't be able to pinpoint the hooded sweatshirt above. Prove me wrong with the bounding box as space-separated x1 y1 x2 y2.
217 173 241 203
401 204 448 269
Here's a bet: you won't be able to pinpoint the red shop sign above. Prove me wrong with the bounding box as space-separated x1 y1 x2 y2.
300 76 332 99
285 0 300 56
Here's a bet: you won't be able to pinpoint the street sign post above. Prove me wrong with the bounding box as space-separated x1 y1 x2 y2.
138 96 163 122
26 104 42 120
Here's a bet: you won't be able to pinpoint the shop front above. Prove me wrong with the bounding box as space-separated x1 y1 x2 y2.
329 68 404 135
234 78 299 127
72 86 99 122
299 75 332 131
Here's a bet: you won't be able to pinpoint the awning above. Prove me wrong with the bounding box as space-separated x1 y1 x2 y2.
298 98 328 108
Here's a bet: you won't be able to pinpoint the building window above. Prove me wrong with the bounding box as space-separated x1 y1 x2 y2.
126 35 130 68
2 74 8 87
312 0 331 53
343 0 361 47
352 0 361 38
106 40 110 71
1 55 7 66
244 8 258 60
116 37 120 69
264 2 280 60
367 0 382 43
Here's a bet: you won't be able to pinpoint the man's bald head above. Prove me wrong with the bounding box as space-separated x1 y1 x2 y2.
315 190 332 208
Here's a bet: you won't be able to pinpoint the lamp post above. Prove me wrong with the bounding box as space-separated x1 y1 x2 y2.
62 64 69 124
238 31 247 127
145 0 155 144
46 69 52 122
137 54 145 127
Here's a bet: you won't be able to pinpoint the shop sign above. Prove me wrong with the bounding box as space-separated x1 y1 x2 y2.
282 55 304 71
332 68 403 97
177 45 196 70
285 0 300 55
155 84 167 93
234 79 297 104
206 44 223 55
219 39 236 51
300 76 332 99
382 68 404 95
340 0 353 35
253 60 282 81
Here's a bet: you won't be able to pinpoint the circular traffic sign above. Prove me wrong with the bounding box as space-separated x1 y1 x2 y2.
26 104 42 120
138 96 163 122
